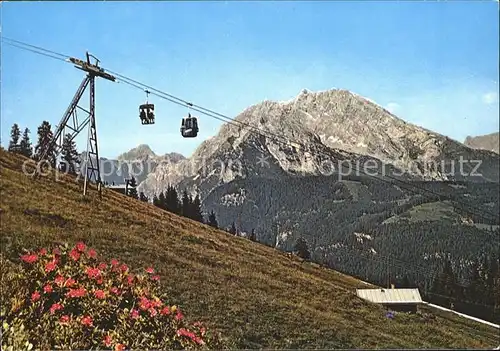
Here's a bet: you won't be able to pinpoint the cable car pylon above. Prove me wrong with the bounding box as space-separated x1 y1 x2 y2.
33 52 116 196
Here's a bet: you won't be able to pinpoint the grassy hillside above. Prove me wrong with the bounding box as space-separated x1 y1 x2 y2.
1 149 498 349
383 201 459 224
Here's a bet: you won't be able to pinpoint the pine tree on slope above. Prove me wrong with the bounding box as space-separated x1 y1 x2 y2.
19 128 33 158
294 237 311 260
190 194 204 223
207 210 218 229
165 185 181 215
127 177 139 199
8 123 21 152
158 192 167 210
34 121 56 167
152 194 160 207
61 134 80 175
181 189 191 218
139 192 149 202
229 222 237 235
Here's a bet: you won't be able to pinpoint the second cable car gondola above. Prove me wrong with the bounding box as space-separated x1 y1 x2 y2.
139 90 155 125
180 113 199 138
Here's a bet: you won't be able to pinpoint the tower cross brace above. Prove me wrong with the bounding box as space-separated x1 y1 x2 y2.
33 52 115 196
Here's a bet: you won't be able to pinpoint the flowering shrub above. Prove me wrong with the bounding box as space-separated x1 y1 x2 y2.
1 242 223 350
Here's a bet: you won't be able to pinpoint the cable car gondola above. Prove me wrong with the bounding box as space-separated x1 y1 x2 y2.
180 113 199 138
139 90 155 125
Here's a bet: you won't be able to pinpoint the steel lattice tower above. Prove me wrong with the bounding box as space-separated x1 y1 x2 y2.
33 52 115 195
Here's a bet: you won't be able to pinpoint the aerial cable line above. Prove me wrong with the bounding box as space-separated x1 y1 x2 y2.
2 39 70 63
112 73 500 222
2 37 499 222
108 70 299 146
102 69 500 222
1 36 71 59
4 37 499 222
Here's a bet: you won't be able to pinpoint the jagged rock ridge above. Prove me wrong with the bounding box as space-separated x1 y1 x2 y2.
117 144 156 161
80 145 185 185
138 88 499 197
464 132 499 154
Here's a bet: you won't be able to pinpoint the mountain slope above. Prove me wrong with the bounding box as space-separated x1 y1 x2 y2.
139 88 499 198
135 88 499 325
464 132 499 154
117 144 157 161
116 144 186 163
80 145 185 186
1 148 498 349
202 174 499 299
137 88 499 275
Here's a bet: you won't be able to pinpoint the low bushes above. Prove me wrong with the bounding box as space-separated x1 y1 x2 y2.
1 241 223 350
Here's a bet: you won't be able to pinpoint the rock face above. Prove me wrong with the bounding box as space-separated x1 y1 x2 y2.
138 88 499 198
80 145 185 185
117 144 156 162
464 132 499 154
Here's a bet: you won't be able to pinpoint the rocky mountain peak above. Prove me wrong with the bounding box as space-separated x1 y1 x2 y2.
190 88 437 163
464 132 499 154
163 152 186 163
138 88 499 197
117 144 156 161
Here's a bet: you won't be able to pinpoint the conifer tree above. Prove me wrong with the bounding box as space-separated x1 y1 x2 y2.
190 194 203 223
165 185 180 214
19 128 33 158
399 275 412 288
8 123 21 152
468 258 488 305
484 255 499 308
294 237 311 260
431 258 458 307
127 177 138 199
181 189 191 218
249 228 257 242
152 194 160 207
61 134 80 174
207 210 218 229
139 192 149 202
493 258 500 323
158 191 167 210
34 121 56 167
229 222 237 235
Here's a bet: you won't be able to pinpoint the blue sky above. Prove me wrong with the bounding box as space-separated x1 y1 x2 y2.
1 1 498 159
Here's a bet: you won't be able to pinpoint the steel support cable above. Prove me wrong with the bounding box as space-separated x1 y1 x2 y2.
2 36 71 59
110 71 300 147
2 39 70 62
113 73 500 222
